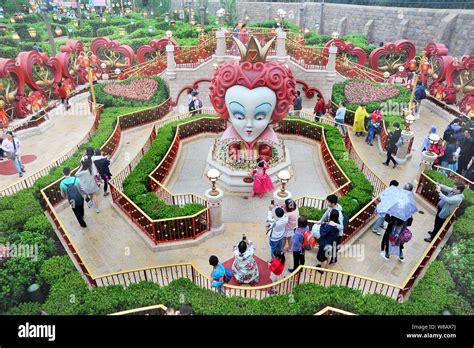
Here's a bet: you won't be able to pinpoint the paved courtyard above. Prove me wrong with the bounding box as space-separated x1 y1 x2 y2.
53 102 451 286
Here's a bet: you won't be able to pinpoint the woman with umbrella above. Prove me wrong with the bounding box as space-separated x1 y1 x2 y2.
379 184 417 262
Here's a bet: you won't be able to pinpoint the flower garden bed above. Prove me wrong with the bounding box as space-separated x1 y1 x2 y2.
95 76 168 108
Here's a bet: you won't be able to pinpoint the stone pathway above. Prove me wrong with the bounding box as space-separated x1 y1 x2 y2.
0 93 95 191
54 102 452 286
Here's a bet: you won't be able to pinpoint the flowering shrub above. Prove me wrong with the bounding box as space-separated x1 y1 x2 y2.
103 77 158 102
344 81 400 104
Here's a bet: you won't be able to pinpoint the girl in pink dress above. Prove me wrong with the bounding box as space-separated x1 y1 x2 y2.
250 160 273 198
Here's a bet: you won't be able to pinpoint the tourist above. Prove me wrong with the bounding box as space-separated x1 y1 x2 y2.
424 183 465 242
288 216 308 273
0 128 5 160
414 81 427 108
457 130 474 175
209 255 232 294
60 167 87 228
266 206 288 260
1 131 25 177
268 250 285 294
429 138 445 168
383 122 402 168
316 194 344 263
440 137 460 171
57 82 71 110
32 43 42 52
232 23 240 40
380 216 408 262
249 160 273 198
240 23 248 45
190 90 202 116
366 109 382 146
81 147 98 178
293 91 303 116
372 179 400 235
76 159 100 213
421 126 437 152
232 235 259 284
313 94 325 121
186 89 193 107
283 198 299 252
443 119 462 142
93 148 112 197
316 210 340 271
353 104 369 137
334 101 347 136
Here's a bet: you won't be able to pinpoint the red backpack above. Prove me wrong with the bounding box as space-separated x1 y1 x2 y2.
302 228 317 250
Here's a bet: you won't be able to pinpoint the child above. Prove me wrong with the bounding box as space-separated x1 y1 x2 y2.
268 250 285 294
57 82 71 110
366 112 382 146
288 216 308 273
250 160 273 198
209 255 232 294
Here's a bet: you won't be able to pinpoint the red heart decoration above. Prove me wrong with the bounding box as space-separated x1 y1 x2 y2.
104 78 158 101
344 81 400 104
248 49 257 61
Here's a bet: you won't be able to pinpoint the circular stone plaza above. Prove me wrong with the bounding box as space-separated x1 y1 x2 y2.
0 0 472 343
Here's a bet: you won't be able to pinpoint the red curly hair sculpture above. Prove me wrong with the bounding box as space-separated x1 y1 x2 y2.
209 36 296 123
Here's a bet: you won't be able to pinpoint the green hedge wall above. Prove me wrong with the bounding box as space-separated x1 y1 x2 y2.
424 170 474 304
94 76 169 108
286 118 373 221
7 260 472 315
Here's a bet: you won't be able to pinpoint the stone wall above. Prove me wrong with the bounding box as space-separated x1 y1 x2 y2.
170 1 473 57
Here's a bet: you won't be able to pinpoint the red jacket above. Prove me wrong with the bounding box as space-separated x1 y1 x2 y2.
270 258 284 276
314 99 325 114
58 86 68 98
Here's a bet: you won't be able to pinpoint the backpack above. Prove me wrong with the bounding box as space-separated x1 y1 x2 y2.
395 135 404 148
303 228 317 250
399 227 412 244
188 99 196 112
64 178 84 208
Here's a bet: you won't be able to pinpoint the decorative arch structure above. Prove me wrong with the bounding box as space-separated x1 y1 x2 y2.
445 56 474 106
422 42 453 102
0 58 29 118
324 39 367 66
90 37 134 70
136 38 180 64
369 40 416 74
57 40 88 85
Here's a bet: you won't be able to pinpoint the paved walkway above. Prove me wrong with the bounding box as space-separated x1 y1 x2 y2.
0 93 95 191
54 102 452 286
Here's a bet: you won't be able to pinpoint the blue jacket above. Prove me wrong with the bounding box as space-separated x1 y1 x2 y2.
318 224 338 248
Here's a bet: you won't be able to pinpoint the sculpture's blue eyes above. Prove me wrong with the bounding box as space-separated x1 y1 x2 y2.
254 112 267 121
233 112 245 120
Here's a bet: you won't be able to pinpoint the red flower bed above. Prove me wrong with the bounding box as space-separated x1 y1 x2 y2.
344 81 400 104
104 78 158 101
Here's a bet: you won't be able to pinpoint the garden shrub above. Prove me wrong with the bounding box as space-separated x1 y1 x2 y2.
24 214 55 239
39 256 76 288
42 272 89 315
0 258 37 312
82 285 129 315
6 302 43 315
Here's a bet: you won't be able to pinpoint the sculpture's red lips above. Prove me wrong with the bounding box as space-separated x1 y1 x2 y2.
246 130 253 135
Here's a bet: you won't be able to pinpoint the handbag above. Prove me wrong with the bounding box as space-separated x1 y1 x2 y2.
311 223 321 239
395 136 403 148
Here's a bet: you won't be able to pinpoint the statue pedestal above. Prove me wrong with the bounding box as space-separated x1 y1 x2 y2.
394 130 414 164
416 151 438 184
206 145 291 193
205 188 224 234
273 189 292 206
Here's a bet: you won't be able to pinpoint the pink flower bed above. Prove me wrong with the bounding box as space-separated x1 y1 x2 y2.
104 78 158 101
344 81 400 104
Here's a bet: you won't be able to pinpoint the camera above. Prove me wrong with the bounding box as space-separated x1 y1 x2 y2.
242 233 247 241
271 199 275 205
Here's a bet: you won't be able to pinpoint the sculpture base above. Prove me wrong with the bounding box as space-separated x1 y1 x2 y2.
206 146 292 193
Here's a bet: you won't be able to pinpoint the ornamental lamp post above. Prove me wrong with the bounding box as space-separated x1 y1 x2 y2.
118 27 126 36
166 30 173 44
425 133 441 156
207 169 220 196
55 26 63 36
404 114 415 131
27 27 37 38
0 24 6 32
277 8 286 28
331 31 339 39
277 170 291 198
41 4 57 56
216 8 225 27
12 31 20 42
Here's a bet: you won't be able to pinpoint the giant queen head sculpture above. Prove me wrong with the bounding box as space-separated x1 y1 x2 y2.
209 36 296 162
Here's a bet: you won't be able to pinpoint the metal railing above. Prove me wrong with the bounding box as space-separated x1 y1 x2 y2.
286 38 327 69
336 57 386 83
0 100 102 197
175 36 217 69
